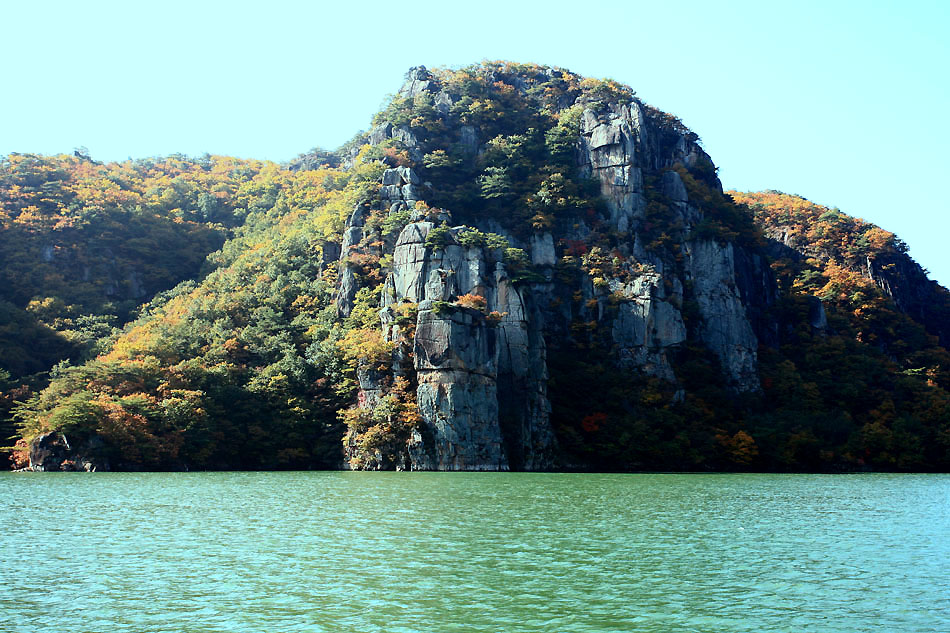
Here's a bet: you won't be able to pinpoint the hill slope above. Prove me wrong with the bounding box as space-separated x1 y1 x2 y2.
7 63 949 472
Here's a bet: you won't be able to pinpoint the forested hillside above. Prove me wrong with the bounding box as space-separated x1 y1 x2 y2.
0 153 277 375
732 191 950 470
4 63 948 472
0 153 280 463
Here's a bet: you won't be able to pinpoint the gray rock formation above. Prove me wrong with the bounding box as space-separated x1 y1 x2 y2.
28 432 108 472
685 240 760 391
610 269 687 382
346 218 559 471
409 303 507 470
530 233 556 267
336 207 367 317
399 66 437 99
340 68 771 470
380 167 423 205
578 104 648 233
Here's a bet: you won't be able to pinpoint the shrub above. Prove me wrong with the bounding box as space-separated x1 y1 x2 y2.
503 247 529 267
381 209 411 236
455 294 487 311
424 225 452 249
337 329 394 371
457 228 509 250
394 302 418 326
484 310 507 325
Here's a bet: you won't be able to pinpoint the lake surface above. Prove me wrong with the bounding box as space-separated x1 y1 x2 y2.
1 472 947 632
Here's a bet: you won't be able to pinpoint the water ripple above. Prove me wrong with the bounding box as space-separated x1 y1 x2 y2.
1 472 948 632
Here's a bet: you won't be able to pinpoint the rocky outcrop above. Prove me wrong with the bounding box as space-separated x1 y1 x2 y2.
409 303 507 470
399 66 439 99
27 432 108 472
577 103 711 234
685 240 760 391
578 103 647 233
14 64 948 474
609 269 686 383
493 269 557 470
376 221 557 470
341 65 772 470
381 166 423 205
571 101 761 389
336 207 366 318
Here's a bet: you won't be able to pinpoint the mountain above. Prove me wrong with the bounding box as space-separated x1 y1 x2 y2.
5 62 949 472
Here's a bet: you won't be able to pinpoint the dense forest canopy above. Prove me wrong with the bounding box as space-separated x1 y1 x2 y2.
2 62 948 472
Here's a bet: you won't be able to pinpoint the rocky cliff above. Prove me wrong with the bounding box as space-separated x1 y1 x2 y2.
338 65 772 470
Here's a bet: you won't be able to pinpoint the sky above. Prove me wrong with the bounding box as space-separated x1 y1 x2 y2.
3 0 949 285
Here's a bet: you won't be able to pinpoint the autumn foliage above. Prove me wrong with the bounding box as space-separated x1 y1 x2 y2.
3 63 950 472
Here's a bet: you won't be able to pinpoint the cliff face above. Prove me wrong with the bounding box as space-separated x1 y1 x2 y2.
385 219 556 470
340 66 770 470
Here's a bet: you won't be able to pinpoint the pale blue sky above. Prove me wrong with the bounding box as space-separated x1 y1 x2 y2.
3 0 948 285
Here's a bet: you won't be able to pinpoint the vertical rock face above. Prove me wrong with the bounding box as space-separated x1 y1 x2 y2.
410 304 506 470
370 221 557 470
570 98 760 390
336 207 364 318
609 270 687 383
341 65 772 469
684 240 760 391
577 103 712 233
578 103 647 233
494 267 557 471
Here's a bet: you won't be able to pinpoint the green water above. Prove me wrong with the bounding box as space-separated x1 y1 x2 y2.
1 473 947 632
